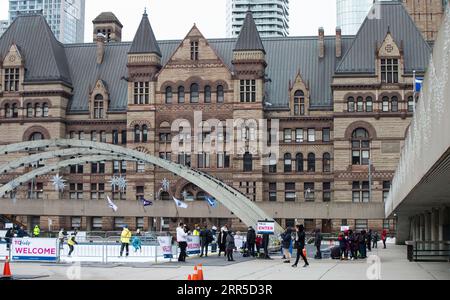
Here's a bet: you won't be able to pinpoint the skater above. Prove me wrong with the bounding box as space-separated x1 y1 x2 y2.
246 226 256 257
33 225 40 238
314 229 323 259
282 227 293 263
177 222 188 262
67 234 78 257
217 225 228 257
58 228 67 250
199 224 213 257
381 230 388 249
132 230 142 253
119 225 132 257
225 231 236 262
293 225 309 268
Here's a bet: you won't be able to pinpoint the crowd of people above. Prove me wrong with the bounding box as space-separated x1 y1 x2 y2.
337 229 388 260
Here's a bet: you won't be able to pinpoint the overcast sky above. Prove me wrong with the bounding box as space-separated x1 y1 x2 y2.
0 0 337 41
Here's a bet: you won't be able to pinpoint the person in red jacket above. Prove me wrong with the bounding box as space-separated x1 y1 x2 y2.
255 235 263 257
381 230 388 249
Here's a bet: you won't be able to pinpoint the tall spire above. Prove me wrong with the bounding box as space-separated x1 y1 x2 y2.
234 9 265 53
129 10 161 56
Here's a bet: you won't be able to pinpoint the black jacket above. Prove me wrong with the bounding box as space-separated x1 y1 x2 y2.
281 231 292 249
294 231 306 250
314 232 323 247
246 228 256 244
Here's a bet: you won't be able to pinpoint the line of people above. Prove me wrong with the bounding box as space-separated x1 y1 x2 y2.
338 229 388 260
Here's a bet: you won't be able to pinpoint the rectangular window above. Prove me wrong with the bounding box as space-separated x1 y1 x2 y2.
239 80 256 103
355 219 368 232
136 186 145 201
323 182 331 202
217 152 230 168
284 129 292 143
134 82 150 105
383 181 391 203
197 153 210 169
190 41 199 60
285 183 296 202
382 99 390 112
381 59 399 84
92 217 103 230
308 129 316 142
112 130 119 145
4 68 20 92
71 217 81 230
114 217 125 230
296 129 304 143
408 97 415 112
121 130 127 145
136 217 144 229
269 183 277 202
322 128 331 142
136 161 145 173
91 131 97 142
352 181 370 203
100 131 107 143
69 183 84 200
304 182 315 201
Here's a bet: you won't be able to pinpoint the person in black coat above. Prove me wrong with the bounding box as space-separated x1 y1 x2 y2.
199 224 212 258
262 233 271 259
246 227 256 257
217 225 229 257
314 229 323 259
5 228 14 251
293 225 309 268
367 229 373 252
282 228 293 263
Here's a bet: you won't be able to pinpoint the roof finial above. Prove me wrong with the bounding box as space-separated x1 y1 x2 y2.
247 4 252 12
144 7 148 16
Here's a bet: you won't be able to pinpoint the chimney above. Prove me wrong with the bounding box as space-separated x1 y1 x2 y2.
318 27 325 59
336 27 342 58
96 33 106 65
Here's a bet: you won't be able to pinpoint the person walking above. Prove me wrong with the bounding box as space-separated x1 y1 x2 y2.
246 226 256 257
217 225 228 257
199 224 212 257
5 228 14 251
372 232 379 249
293 225 309 268
282 228 293 263
381 230 388 249
67 234 78 257
225 231 236 262
367 229 373 252
132 229 142 253
119 225 132 257
177 222 188 262
58 228 67 250
33 225 40 238
314 229 323 259
359 230 367 259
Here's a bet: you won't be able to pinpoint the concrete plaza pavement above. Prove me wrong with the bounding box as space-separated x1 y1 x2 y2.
3 245 449 280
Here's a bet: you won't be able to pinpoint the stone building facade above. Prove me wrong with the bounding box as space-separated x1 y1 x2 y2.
0 2 438 233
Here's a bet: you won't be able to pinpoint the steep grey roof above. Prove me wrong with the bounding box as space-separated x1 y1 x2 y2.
93 12 123 27
336 1 431 74
234 10 265 53
129 13 161 56
0 14 72 85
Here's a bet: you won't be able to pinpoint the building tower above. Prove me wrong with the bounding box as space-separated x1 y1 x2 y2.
92 12 123 42
336 0 375 35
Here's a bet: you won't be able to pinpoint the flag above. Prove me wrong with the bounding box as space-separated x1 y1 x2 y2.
415 77 424 93
173 197 188 209
140 197 153 207
205 196 218 208
107 196 118 212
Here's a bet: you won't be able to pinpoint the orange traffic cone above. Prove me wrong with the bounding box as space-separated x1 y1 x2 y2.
197 264 204 281
192 266 199 281
3 256 12 278
187 274 192 281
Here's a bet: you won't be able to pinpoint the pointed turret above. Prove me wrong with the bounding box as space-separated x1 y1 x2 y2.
234 9 265 54
129 11 161 56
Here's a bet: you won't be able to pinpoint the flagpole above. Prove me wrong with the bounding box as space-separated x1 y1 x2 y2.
413 70 417 114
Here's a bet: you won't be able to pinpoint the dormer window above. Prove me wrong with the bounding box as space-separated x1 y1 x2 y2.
5 68 19 92
94 94 104 119
381 59 399 83
190 41 199 60
294 90 305 116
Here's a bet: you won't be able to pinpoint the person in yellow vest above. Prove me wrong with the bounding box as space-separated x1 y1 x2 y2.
120 225 132 257
193 225 200 236
33 225 40 238
67 234 78 257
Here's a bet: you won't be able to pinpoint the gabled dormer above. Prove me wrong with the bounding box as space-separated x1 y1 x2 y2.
89 80 109 120
289 71 310 116
376 31 404 84
1 44 24 93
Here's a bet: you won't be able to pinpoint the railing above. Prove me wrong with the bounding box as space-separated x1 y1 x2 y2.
406 241 450 262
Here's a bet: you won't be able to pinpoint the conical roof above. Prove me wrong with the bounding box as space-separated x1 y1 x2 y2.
129 12 161 56
234 10 265 53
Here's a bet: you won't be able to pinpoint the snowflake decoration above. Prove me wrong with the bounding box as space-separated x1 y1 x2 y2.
161 178 170 192
109 176 120 190
117 176 127 192
51 174 66 192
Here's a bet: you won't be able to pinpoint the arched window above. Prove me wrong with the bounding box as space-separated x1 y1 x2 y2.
243 152 253 172
165 87 173 104
269 153 277 173
357 97 364 112
217 85 224 103
26 103 33 118
296 153 304 172
294 90 305 116
408 96 415 112
204 86 211 103
284 153 292 173
35 103 42 117
160 192 170 201
382 96 390 112
366 97 373 112
29 132 44 141
134 125 141 143
94 95 104 119
352 128 370 165
348 97 355 112
178 86 185 103
391 96 399 112
12 103 18 118
323 153 331 173
43 103 49 117
307 153 316 172
4 104 11 118
190 83 199 103
142 125 148 143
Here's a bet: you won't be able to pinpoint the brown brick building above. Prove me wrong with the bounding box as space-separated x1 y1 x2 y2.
0 2 441 233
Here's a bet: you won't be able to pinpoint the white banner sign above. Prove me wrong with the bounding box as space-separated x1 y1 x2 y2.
11 238 59 262
257 221 275 235
157 236 173 259
341 226 350 232
187 236 200 255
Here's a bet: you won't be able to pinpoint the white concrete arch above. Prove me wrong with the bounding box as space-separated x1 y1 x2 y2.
0 139 283 233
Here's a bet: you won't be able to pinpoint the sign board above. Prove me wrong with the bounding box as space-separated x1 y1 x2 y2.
341 226 350 232
257 221 275 235
11 238 59 262
157 236 173 259
186 236 200 255
5 223 14 229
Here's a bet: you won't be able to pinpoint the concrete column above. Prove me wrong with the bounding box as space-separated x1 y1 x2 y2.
425 212 431 241
431 209 439 242
415 215 420 241
419 214 425 241
395 215 411 245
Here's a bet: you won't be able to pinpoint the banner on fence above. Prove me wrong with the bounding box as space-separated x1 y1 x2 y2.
187 236 200 255
157 236 173 259
11 238 59 262
257 221 275 235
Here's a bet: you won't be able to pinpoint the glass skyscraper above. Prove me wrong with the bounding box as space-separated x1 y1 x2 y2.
336 0 376 35
227 0 290 37
7 0 85 43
